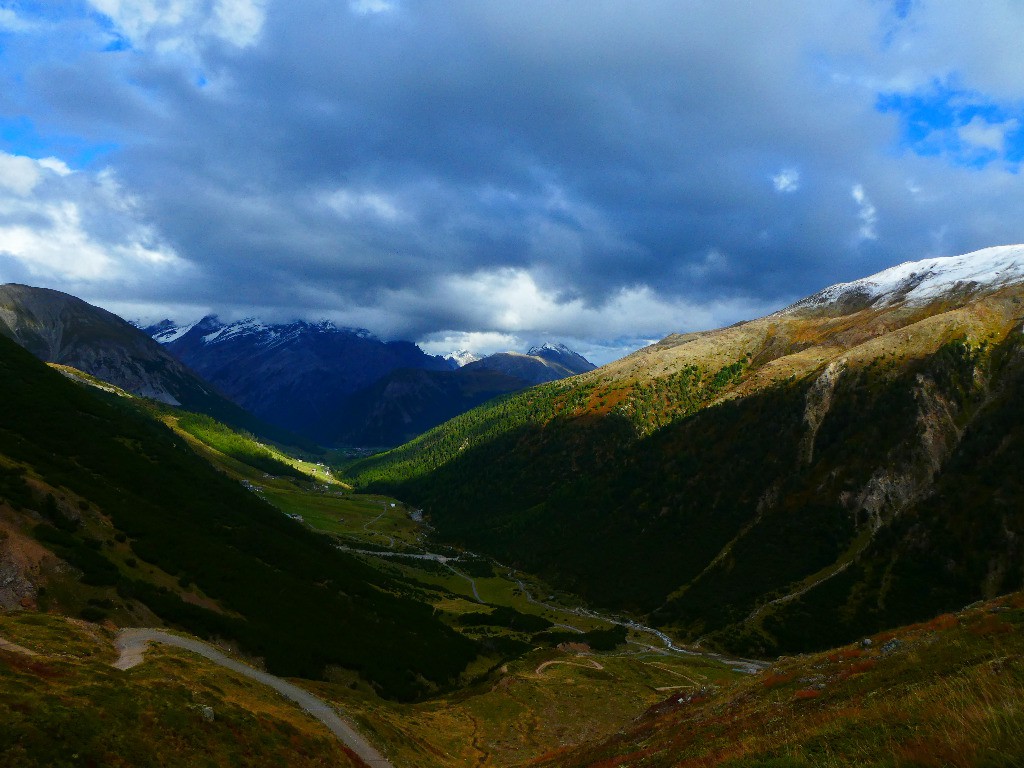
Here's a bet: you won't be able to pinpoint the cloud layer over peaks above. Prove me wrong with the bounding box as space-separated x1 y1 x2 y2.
3 2 1024 362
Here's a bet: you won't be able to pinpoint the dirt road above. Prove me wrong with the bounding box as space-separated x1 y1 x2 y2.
114 628 393 768
0 634 37 656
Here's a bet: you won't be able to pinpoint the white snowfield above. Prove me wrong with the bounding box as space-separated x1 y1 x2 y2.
152 317 378 348
792 244 1024 311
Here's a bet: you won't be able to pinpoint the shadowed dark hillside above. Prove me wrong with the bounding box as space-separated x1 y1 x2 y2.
0 334 477 700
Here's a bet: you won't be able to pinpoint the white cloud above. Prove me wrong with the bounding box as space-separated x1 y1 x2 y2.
349 0 396 16
687 249 730 280
208 0 266 47
0 8 36 32
37 158 74 177
772 168 801 193
0 202 158 280
408 267 779 345
418 331 523 359
0 152 192 288
958 115 1019 155
852 183 878 240
405 267 785 365
321 188 404 222
87 0 266 51
88 0 191 40
0 153 43 196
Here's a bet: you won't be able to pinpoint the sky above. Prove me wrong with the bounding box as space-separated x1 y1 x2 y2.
2 2 1024 364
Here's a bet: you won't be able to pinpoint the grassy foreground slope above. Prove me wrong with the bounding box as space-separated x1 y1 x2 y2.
348 284 1024 659
531 592 1024 768
0 334 476 700
0 613 364 768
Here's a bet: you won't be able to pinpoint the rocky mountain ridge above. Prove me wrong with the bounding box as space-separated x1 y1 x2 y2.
460 343 595 385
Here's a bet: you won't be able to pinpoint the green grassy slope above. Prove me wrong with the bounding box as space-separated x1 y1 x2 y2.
0 335 476 700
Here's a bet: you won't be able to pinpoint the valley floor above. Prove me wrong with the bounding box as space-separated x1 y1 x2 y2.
252 476 747 767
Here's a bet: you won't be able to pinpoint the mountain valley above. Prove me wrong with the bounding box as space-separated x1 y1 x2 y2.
2 246 1024 766
349 245 1024 659
10 5 1024 765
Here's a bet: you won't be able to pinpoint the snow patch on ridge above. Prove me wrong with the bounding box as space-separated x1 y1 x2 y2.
154 321 197 344
148 316 380 348
528 342 581 358
793 245 1024 311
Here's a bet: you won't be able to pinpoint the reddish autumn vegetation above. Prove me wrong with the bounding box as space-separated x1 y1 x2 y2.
530 593 1024 768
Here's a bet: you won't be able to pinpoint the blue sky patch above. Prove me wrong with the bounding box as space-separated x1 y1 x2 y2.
103 34 131 53
877 79 1024 171
4 0 90 23
0 116 117 167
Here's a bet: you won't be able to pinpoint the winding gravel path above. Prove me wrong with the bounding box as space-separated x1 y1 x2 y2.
534 656 604 676
443 562 483 603
0 634 38 657
114 629 393 768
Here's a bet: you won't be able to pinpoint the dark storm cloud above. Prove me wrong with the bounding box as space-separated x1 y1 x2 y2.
4 1 1024 359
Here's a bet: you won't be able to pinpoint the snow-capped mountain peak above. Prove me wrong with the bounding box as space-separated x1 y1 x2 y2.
793 244 1024 312
445 349 482 367
528 342 574 357
141 318 204 345
147 316 380 349
527 342 595 371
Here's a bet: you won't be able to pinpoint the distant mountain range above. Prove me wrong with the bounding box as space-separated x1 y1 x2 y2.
0 284 298 445
142 315 594 446
0 284 595 448
349 244 1024 660
141 315 452 445
462 343 596 384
